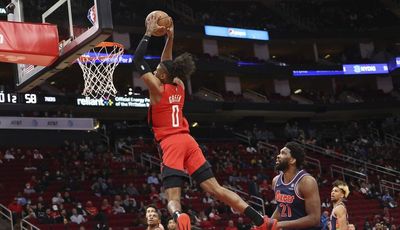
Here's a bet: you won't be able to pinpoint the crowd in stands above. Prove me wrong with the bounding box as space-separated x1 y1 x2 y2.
1 117 400 229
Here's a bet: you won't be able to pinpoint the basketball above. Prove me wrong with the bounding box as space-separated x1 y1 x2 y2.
145 10 172 37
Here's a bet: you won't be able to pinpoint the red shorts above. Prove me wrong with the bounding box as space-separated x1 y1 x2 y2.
160 133 206 175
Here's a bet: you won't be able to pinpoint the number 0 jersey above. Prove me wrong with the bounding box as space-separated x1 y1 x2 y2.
148 83 189 141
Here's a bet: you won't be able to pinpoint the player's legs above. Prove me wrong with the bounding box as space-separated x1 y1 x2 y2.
200 177 249 213
160 135 192 229
186 143 266 227
163 177 191 230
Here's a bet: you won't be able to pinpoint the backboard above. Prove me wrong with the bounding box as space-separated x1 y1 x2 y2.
9 0 113 92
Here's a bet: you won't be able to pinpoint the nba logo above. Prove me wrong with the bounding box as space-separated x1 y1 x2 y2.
87 5 96 25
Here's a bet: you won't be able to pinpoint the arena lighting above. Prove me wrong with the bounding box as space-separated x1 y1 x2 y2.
237 61 264 66
294 89 302 94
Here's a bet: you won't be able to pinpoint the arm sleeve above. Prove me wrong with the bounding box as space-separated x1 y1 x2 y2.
134 35 152 75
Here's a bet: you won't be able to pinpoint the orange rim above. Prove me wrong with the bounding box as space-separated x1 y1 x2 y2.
78 42 124 62
95 42 124 49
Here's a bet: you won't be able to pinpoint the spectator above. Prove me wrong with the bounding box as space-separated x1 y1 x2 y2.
126 182 140 196
70 208 86 225
76 202 86 216
60 209 69 224
122 195 137 213
51 192 64 205
49 205 63 224
63 191 74 204
8 198 23 225
225 219 238 230
167 218 177 230
202 192 214 204
23 183 36 195
16 192 28 206
4 149 15 161
85 201 99 216
112 200 126 214
259 179 270 194
147 172 160 185
381 191 397 208
348 224 355 230
320 211 330 230
237 217 251 230
33 149 44 159
100 199 112 214
35 203 47 222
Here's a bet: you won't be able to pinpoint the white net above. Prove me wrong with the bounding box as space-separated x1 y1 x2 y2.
77 42 124 99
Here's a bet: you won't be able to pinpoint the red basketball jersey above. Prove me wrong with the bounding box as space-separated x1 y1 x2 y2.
149 83 189 141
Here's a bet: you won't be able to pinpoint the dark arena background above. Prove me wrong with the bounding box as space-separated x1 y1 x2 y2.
0 0 399 229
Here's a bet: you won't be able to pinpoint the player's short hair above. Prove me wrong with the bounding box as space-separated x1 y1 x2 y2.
332 180 350 198
146 205 157 212
285 142 305 168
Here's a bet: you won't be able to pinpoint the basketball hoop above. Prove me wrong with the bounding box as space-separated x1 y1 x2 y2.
77 42 124 99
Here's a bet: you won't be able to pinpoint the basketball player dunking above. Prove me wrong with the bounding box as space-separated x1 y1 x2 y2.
329 180 349 230
270 142 321 230
134 14 274 230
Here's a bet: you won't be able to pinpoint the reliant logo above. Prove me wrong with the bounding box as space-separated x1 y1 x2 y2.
0 33 3 44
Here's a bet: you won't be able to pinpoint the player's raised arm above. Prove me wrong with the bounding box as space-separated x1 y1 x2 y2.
133 14 164 96
277 176 321 229
161 20 174 62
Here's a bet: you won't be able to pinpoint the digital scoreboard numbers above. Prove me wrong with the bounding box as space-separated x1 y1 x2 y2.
0 92 18 104
0 92 56 105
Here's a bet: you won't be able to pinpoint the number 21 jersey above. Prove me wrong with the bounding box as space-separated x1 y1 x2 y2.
149 83 189 141
274 170 309 228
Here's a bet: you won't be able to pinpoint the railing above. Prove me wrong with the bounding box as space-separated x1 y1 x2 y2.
233 132 251 145
330 164 368 183
194 87 225 102
20 217 39 230
380 180 400 195
384 133 400 145
224 185 265 216
120 143 135 161
141 153 161 170
243 89 269 103
295 140 400 179
0 203 13 230
305 156 322 174
257 141 278 153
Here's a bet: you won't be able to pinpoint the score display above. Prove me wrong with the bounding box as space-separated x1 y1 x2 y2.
0 92 149 108
0 92 44 104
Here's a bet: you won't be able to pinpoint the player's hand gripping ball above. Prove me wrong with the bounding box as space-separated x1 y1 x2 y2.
145 10 173 36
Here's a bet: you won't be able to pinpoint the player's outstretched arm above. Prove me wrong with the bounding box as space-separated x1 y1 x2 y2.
161 20 174 62
134 14 164 96
277 176 321 229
